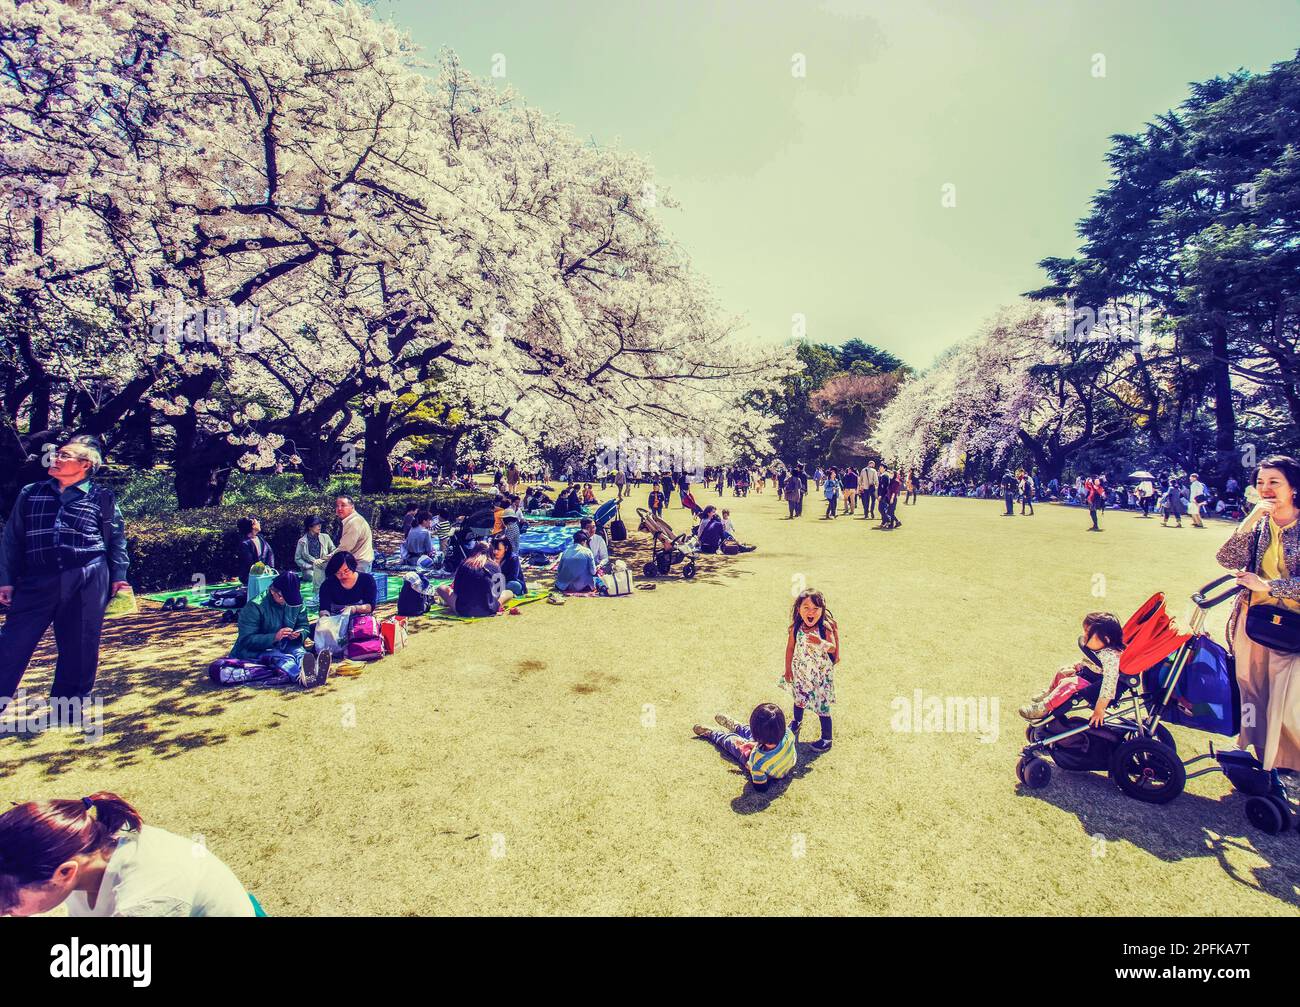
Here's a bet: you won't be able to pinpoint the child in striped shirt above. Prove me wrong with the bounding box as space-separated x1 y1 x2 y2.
694 703 797 790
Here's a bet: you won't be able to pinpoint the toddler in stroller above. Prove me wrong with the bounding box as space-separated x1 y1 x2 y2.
1018 579 1296 830
1018 612 1125 725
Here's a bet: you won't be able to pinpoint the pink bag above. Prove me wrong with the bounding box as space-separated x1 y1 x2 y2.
348 614 379 641
344 638 384 662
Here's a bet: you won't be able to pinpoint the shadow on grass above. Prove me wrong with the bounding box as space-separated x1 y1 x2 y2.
699 739 830 815
0 604 457 779
1017 767 1300 910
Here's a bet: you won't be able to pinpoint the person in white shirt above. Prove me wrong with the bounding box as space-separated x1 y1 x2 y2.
332 495 374 572
579 518 609 572
0 793 257 917
1188 473 1208 528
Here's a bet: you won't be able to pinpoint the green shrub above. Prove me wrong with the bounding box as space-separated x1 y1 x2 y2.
124 488 491 592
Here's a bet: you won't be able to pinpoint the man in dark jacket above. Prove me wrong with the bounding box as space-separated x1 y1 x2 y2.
1001 471 1017 516
0 435 130 710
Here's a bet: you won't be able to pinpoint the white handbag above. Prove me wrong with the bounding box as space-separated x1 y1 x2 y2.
609 562 633 596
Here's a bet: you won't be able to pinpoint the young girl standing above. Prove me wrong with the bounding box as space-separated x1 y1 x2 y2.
783 590 840 751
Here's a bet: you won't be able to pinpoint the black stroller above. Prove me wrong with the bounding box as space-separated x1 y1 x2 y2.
1017 575 1293 834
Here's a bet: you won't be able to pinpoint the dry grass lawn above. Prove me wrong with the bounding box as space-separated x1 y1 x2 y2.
3 488 1298 915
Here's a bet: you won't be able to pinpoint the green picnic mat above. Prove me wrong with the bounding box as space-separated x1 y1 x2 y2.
143 581 240 604
425 589 551 622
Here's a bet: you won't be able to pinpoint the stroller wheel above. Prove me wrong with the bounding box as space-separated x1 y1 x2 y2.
643 562 658 579
655 552 672 575
1017 756 1051 789
1147 723 1176 752
682 560 697 579
1109 737 1186 804
1245 796 1290 835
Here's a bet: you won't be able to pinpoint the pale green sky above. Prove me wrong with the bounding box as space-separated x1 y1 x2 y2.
380 0 1300 367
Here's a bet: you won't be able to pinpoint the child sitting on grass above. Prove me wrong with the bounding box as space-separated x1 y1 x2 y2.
693 702 797 790
1018 611 1125 725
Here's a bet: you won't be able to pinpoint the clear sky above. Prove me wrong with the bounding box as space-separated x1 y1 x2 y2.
378 0 1300 368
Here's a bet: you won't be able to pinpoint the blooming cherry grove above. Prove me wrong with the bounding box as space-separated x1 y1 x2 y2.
1 0 794 504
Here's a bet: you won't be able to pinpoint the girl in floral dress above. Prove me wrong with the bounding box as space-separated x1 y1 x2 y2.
783 590 840 751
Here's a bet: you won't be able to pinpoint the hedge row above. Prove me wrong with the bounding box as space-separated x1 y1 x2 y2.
123 488 492 592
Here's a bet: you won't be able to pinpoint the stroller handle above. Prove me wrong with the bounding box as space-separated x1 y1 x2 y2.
1192 574 1240 610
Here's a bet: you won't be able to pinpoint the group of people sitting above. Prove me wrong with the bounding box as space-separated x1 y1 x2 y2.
212 549 383 689
216 475 759 685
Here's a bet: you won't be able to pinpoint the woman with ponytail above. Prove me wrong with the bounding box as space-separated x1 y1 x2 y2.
0 793 258 916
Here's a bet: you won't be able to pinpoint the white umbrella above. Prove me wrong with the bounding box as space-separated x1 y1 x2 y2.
1129 470 1155 480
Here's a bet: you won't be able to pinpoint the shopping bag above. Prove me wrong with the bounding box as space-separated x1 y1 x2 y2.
104 585 138 617
314 612 350 656
380 616 408 655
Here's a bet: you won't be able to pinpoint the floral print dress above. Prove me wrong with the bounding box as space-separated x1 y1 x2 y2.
782 626 837 714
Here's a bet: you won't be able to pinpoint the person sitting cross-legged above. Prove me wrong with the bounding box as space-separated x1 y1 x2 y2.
434 541 512 616
216 571 328 688
554 531 602 594
696 506 727 554
401 512 438 567
317 551 378 617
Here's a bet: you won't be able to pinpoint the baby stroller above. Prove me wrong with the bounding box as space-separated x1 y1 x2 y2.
636 508 699 579
1018 575 1292 833
441 509 496 574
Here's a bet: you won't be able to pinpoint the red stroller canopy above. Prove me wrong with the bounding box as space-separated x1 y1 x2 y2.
1119 592 1191 676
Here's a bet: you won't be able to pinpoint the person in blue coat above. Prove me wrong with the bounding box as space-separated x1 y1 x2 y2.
0 435 130 711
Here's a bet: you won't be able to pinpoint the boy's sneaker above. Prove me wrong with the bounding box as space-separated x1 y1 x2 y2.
810 739 832 752
298 652 317 688
313 650 332 687
692 724 713 738
714 713 743 733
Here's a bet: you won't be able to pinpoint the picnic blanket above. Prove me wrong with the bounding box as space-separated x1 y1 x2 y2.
425 588 551 622
147 573 392 615
144 581 240 605
518 524 577 555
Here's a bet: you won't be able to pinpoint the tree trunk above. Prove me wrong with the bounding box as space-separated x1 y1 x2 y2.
360 405 393 493
174 452 231 509
1210 320 1236 482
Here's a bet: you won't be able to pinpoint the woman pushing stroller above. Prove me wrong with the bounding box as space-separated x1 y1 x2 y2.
1215 454 1300 808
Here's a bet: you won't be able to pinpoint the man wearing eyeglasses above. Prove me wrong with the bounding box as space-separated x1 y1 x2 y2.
0 435 130 712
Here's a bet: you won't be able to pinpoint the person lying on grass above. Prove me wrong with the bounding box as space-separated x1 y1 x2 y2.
318 551 378 617
435 541 514 617
0 792 260 917
693 703 797 791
